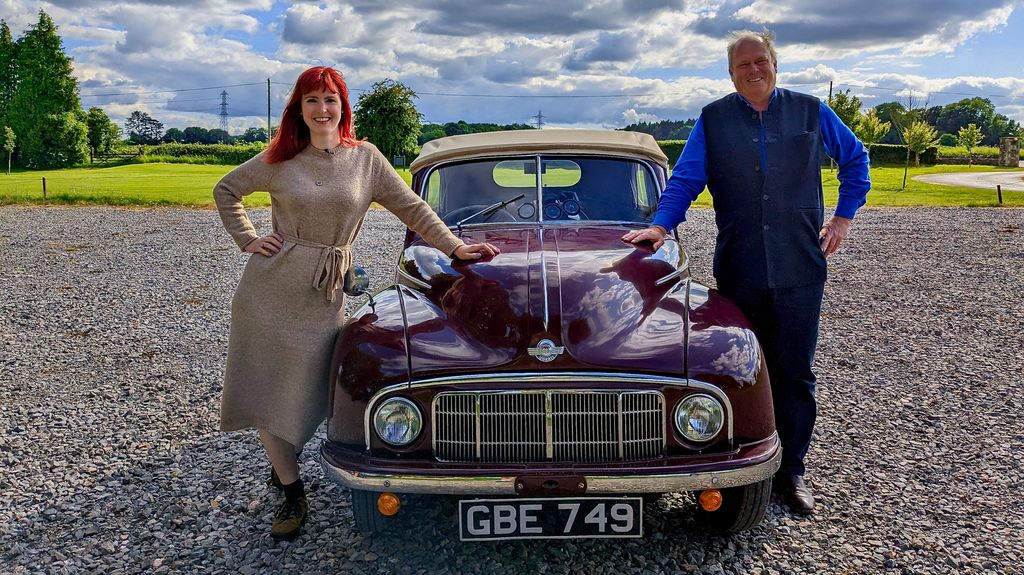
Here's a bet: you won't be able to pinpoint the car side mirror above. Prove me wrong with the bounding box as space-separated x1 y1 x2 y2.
343 265 370 297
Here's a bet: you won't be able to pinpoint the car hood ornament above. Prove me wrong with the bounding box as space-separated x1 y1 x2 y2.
527 339 565 362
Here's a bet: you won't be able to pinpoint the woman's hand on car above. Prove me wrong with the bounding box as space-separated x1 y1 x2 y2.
453 242 501 260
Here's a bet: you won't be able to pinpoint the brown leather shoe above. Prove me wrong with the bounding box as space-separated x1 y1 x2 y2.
776 474 815 514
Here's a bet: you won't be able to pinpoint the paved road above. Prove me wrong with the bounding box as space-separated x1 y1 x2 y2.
914 168 1024 191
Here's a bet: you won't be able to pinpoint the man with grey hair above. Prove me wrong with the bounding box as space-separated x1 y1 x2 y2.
624 30 870 514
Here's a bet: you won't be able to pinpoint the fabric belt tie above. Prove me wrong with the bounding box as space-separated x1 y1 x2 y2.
280 232 352 303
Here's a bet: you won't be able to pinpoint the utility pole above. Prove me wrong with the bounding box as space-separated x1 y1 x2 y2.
532 110 545 130
267 78 272 143
219 91 229 133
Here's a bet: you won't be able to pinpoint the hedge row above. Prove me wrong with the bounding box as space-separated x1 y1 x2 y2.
654 140 941 167
108 143 267 165
866 143 938 166
110 139 995 168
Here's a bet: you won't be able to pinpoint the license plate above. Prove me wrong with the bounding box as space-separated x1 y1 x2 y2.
459 497 643 541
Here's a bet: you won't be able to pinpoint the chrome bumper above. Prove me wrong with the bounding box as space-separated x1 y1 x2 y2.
320 448 781 495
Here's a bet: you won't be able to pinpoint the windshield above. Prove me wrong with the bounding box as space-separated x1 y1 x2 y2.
422 156 660 226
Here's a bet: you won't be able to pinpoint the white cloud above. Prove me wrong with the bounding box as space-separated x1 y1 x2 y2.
3 0 1021 130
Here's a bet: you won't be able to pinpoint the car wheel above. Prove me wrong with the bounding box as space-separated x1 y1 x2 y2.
697 476 772 533
350 489 392 535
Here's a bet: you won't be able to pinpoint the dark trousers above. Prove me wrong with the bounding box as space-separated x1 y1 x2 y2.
717 281 824 477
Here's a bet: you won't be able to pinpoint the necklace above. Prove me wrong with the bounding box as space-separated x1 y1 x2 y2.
310 142 342 155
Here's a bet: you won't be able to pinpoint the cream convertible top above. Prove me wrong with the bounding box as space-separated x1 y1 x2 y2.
410 129 669 174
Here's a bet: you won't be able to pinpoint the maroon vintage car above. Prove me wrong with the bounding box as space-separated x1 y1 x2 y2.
321 129 780 540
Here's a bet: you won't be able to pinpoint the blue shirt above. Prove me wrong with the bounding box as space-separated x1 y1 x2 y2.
653 90 870 231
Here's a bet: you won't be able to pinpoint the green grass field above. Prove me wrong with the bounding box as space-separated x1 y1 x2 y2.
0 164 415 207
688 164 1023 208
0 162 1020 208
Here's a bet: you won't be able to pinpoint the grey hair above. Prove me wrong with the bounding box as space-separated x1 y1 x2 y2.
726 30 777 71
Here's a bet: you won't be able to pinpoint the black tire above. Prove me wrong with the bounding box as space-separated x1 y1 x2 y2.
697 476 772 533
350 489 392 535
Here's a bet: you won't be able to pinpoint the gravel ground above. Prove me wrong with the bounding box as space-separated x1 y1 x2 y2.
1 205 1022 575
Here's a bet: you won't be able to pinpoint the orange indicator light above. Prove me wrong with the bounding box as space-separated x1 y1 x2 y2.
377 492 401 516
699 489 723 512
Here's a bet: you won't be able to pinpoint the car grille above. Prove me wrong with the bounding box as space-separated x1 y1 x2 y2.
433 390 665 463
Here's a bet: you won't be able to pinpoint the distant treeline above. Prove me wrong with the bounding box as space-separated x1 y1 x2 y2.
419 121 535 145
620 119 697 140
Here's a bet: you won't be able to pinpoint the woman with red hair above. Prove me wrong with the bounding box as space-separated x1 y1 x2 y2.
213 66 498 540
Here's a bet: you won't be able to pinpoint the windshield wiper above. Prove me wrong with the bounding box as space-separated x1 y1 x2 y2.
455 192 525 232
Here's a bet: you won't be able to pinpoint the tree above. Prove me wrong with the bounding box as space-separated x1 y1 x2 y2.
956 123 983 167
443 120 472 137
9 11 85 168
28 111 88 168
162 127 185 143
418 124 446 145
0 21 16 130
125 110 163 144
85 107 118 154
239 126 267 143
853 109 890 164
988 113 1021 146
354 79 421 162
1 126 14 175
828 89 861 129
873 102 906 144
620 118 696 140
182 126 210 144
207 128 231 144
902 120 937 188
935 98 993 142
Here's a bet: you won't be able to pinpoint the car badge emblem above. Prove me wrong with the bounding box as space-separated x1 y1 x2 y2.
527 339 565 362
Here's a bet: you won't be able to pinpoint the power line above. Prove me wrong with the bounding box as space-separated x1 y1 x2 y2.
79 82 265 98
789 81 1013 100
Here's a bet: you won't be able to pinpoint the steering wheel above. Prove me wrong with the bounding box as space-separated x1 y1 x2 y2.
443 205 518 226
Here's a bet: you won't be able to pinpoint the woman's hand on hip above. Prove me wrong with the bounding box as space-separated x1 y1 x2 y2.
453 242 500 260
244 232 284 257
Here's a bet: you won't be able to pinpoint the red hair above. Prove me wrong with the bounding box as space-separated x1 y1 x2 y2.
264 66 359 164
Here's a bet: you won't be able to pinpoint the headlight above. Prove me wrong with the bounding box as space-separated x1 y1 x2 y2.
373 398 423 446
674 394 724 442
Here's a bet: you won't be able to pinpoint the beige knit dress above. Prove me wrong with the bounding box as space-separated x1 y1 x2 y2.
213 142 463 447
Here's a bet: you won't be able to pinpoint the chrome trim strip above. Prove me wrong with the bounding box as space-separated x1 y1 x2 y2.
534 155 544 220
544 391 554 460
539 229 549 332
655 268 685 287
321 445 781 495
366 372 735 449
474 394 482 460
616 393 624 460
396 267 432 290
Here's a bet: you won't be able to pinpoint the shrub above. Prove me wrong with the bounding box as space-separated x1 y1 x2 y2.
938 145 999 158
657 140 686 165
138 142 266 165
865 143 938 166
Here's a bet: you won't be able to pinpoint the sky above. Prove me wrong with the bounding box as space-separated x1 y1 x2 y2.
2 0 1023 134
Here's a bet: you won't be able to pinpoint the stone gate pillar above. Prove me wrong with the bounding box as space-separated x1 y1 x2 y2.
999 137 1020 167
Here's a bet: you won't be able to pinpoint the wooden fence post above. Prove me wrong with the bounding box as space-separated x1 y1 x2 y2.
42 177 47 199
997 185 1003 205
